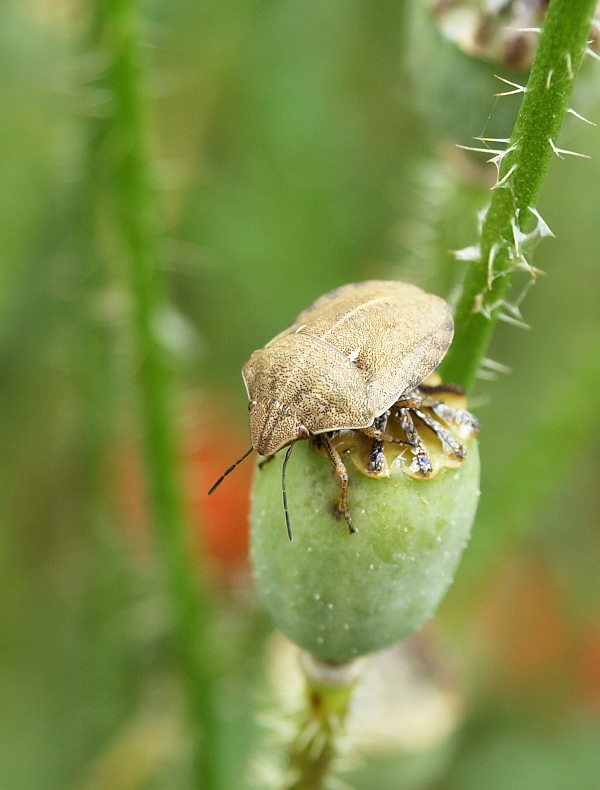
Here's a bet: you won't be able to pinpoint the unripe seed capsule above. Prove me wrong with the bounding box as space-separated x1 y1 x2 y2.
251 437 479 663
208 281 481 662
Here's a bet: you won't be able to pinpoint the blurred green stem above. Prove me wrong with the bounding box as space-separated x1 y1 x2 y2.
438 0 597 389
90 2 220 787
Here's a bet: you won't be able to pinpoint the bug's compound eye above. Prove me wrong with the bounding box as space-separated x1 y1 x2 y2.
297 425 310 440
248 399 257 412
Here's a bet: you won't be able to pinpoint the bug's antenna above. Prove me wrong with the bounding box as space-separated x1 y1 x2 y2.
281 442 295 541
207 446 254 495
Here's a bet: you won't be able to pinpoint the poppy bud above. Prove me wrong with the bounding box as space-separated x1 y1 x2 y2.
250 422 479 663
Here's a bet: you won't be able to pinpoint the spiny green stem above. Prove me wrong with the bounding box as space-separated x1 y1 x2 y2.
283 656 364 790
90 2 220 787
438 0 597 389
285 682 353 790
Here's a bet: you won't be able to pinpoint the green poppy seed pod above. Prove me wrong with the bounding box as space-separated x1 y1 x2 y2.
250 438 479 663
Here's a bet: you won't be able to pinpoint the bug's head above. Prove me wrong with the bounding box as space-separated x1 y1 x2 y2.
249 396 310 457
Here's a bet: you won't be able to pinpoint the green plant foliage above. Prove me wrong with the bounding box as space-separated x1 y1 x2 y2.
439 0 599 388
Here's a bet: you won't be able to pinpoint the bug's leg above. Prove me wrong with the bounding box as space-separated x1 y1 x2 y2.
360 426 409 443
361 412 386 474
359 412 410 473
418 381 466 398
367 439 385 475
400 385 480 440
397 408 433 478
360 409 412 448
413 409 466 463
431 401 480 439
366 412 389 474
395 388 440 411
322 434 357 534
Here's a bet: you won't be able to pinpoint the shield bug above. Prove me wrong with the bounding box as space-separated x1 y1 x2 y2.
209 280 476 538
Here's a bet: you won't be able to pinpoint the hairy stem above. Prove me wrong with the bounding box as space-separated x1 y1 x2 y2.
438 0 597 389
282 656 364 790
91 1 220 786
285 686 351 790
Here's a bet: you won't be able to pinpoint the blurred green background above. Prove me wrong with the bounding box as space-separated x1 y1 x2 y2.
1 1 600 788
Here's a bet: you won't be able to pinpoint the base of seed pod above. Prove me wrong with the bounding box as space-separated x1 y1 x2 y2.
255 632 463 790
300 651 368 688
251 438 480 663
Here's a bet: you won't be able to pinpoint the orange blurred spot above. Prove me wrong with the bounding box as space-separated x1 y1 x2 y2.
579 625 600 713
114 397 253 582
185 407 253 578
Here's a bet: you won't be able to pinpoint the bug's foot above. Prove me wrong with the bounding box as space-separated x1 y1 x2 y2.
409 446 434 478
344 512 358 534
419 381 466 397
432 402 480 440
332 503 357 533
366 439 386 475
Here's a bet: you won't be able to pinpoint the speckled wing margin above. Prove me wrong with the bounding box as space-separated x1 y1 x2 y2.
274 281 453 416
243 281 453 455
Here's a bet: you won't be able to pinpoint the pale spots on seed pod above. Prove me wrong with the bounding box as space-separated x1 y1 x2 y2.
250 438 480 661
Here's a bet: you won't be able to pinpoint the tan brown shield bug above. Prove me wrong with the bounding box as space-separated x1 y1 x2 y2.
208 280 478 539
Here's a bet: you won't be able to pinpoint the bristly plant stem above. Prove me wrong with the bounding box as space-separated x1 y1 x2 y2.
90 2 220 787
438 0 598 390
283 657 363 790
